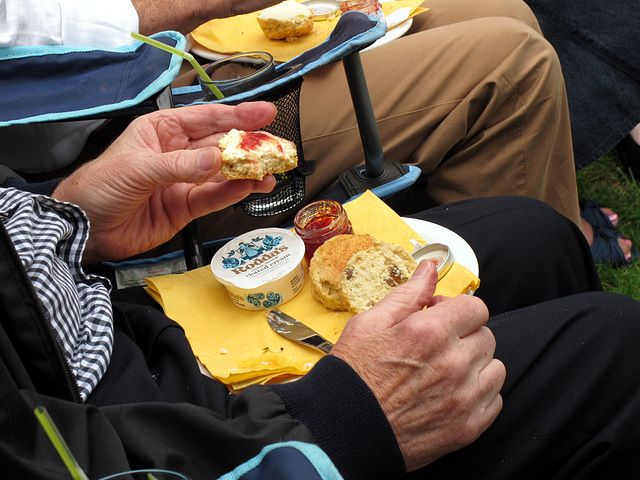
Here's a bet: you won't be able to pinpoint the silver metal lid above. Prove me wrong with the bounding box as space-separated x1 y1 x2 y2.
411 242 453 280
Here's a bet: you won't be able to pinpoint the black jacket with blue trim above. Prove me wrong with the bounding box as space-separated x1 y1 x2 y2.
0 173 405 480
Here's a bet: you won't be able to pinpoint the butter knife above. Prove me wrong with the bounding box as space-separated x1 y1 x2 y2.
266 309 334 354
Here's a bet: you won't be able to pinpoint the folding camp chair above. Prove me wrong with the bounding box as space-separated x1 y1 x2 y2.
0 12 420 284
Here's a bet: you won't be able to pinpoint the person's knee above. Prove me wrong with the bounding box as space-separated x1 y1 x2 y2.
458 195 582 251
499 196 581 245
448 16 561 89
416 0 540 32
574 291 640 349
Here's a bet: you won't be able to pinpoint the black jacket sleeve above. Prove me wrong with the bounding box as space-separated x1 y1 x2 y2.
0 164 61 196
0 289 405 480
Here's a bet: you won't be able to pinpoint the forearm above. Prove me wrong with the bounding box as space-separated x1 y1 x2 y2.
102 355 405 480
131 0 282 35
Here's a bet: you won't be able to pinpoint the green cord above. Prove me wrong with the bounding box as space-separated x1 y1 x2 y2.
131 32 224 100
34 406 90 480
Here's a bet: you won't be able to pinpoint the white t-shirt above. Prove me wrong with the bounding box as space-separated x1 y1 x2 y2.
0 0 141 173
0 0 139 47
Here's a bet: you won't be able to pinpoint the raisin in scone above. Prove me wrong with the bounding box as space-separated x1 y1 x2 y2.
218 129 298 180
309 234 376 310
257 0 314 41
339 241 417 314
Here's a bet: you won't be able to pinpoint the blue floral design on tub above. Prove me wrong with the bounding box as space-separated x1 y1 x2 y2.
246 292 283 308
221 234 284 269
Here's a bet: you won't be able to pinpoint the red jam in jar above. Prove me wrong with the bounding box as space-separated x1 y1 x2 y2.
294 199 353 262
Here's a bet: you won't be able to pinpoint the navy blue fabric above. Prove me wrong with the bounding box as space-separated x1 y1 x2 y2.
0 32 185 125
0 13 384 125
524 0 640 168
237 448 321 479
233 444 340 480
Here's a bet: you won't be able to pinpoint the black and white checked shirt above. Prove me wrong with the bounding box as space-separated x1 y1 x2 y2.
0 188 113 401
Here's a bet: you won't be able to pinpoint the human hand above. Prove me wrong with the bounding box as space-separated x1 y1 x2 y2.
52 102 278 263
330 260 505 472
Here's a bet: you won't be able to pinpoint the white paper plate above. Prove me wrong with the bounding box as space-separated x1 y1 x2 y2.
402 217 479 276
190 39 228 62
362 15 413 52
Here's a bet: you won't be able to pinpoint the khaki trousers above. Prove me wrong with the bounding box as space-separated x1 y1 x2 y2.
157 0 581 254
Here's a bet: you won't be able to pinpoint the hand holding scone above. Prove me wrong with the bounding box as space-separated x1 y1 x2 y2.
330 260 505 471
52 102 278 264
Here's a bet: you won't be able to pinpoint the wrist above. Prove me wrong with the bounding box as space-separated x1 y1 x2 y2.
132 0 225 35
270 355 405 479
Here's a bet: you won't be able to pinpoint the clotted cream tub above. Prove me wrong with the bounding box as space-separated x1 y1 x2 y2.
211 228 305 310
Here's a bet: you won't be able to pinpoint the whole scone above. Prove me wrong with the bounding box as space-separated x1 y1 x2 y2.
257 0 314 41
218 129 298 180
339 241 417 314
310 234 375 310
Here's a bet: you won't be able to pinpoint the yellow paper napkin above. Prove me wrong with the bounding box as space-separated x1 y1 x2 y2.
191 0 428 63
344 191 480 297
145 190 478 391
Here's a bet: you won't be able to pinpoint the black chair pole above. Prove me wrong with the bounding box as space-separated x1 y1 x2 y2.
342 51 384 179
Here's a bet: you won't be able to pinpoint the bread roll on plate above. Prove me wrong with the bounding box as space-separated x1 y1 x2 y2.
309 234 417 314
310 234 376 310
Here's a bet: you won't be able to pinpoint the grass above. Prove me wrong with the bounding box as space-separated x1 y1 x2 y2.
576 149 640 300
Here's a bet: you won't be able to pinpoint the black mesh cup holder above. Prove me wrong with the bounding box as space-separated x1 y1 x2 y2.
219 70 314 217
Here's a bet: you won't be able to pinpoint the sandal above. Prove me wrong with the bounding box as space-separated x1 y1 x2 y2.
590 225 638 266
580 199 617 229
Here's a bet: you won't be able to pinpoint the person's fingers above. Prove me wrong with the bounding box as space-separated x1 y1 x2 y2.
186 175 277 217
128 147 222 189
476 358 505 425
350 260 439 331
424 293 490 339
464 330 505 433
154 102 278 148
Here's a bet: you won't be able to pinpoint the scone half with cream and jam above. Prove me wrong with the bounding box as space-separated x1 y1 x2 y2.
218 128 298 180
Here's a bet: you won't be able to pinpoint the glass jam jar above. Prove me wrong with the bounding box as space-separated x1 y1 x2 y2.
294 199 353 262
338 0 385 23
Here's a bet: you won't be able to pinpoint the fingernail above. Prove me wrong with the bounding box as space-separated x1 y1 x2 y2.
198 150 215 171
412 259 433 278
608 213 618 223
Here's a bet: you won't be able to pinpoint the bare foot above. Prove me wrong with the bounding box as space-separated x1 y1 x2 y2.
581 217 634 261
598 206 619 228
630 123 640 144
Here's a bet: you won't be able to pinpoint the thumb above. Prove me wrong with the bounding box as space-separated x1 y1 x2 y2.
350 260 439 331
